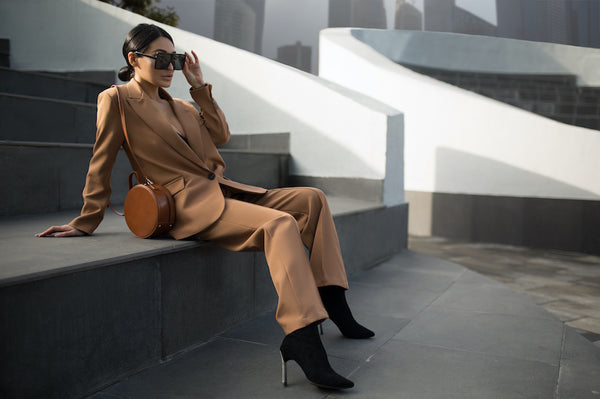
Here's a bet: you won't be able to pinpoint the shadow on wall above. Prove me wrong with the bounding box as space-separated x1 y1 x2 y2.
204 68 389 201
427 147 600 254
352 29 585 81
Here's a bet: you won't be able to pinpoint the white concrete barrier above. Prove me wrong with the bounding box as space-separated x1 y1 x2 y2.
0 0 404 205
319 28 600 201
351 29 600 86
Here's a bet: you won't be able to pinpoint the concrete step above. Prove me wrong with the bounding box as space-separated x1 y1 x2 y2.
0 93 97 143
0 67 108 103
0 197 408 399
85 251 600 399
0 140 290 216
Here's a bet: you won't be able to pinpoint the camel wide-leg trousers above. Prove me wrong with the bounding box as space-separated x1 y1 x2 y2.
196 186 349 335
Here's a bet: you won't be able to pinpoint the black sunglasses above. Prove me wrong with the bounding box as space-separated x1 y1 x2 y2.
134 51 186 70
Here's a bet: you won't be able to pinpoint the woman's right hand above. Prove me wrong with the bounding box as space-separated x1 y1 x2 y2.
36 224 86 238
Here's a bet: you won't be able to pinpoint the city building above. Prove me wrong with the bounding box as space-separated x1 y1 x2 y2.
329 0 387 28
213 0 264 54
277 41 312 73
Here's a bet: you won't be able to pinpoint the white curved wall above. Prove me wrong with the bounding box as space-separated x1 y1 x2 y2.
0 0 404 205
319 28 600 201
352 30 600 87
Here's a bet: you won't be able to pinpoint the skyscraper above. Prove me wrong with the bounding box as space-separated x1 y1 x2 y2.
214 0 265 54
329 0 387 28
277 41 312 73
569 0 600 48
499 0 568 43
423 0 454 32
395 0 423 30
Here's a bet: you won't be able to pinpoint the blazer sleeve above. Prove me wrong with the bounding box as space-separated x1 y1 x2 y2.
69 88 125 234
189 84 231 146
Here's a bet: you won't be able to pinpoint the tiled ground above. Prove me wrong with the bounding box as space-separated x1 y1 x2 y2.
89 250 600 398
409 236 600 347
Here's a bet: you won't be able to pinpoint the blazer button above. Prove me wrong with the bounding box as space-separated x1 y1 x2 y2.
208 172 215 180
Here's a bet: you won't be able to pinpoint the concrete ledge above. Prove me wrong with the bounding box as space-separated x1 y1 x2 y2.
290 175 384 203
0 67 108 103
39 70 116 87
0 197 407 399
0 141 131 216
0 141 289 216
219 132 290 153
407 190 600 255
0 93 97 143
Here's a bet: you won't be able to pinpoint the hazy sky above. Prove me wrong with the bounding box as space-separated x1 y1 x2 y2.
262 0 327 69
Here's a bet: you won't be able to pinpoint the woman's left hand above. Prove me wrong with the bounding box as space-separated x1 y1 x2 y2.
183 50 205 89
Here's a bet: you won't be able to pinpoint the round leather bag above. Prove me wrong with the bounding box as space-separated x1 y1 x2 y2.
124 183 175 238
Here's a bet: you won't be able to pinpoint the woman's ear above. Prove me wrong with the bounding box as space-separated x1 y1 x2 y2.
127 51 138 68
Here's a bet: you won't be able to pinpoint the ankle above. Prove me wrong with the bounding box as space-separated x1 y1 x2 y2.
318 286 375 339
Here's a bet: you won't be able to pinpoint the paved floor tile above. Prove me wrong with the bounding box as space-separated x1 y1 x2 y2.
320 312 411 362
558 328 600 398
544 298 600 320
221 305 411 363
100 337 358 399
328 340 558 399
394 307 564 365
349 260 461 294
561 327 600 364
566 317 600 335
346 282 441 319
409 236 600 340
374 251 466 276
88 249 600 398
434 270 557 320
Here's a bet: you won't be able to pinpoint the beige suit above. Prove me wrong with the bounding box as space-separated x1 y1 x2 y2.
70 79 348 334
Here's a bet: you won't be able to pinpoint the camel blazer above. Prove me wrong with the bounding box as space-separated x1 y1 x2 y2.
69 79 266 239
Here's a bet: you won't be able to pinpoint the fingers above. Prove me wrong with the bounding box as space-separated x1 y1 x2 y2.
55 228 85 237
36 225 62 237
36 225 84 238
183 50 205 88
184 50 200 67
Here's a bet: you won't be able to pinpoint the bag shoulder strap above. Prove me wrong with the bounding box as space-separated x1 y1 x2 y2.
114 85 151 185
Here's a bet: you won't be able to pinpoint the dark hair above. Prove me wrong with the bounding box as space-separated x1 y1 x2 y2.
118 23 174 81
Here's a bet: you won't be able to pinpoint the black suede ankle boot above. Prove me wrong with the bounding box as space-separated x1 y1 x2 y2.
318 285 375 339
280 322 354 389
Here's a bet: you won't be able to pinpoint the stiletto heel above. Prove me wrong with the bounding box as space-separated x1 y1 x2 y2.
280 351 287 386
280 322 354 389
318 286 374 339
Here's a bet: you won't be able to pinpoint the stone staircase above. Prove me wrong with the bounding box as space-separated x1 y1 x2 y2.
0 46 407 398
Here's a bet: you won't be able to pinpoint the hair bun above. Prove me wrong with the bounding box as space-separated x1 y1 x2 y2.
118 65 134 81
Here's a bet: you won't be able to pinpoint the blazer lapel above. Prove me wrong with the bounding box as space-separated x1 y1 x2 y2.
170 99 208 160
124 80 209 170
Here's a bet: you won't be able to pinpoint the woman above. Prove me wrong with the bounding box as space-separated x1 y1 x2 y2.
37 23 373 389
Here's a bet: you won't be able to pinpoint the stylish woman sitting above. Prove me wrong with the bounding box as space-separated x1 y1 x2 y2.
37 23 373 390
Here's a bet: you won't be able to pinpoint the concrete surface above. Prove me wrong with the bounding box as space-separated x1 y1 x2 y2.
409 236 600 347
0 143 289 217
0 196 407 399
0 196 389 286
86 249 600 399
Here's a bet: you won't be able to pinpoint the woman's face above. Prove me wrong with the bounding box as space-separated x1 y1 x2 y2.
130 36 176 88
